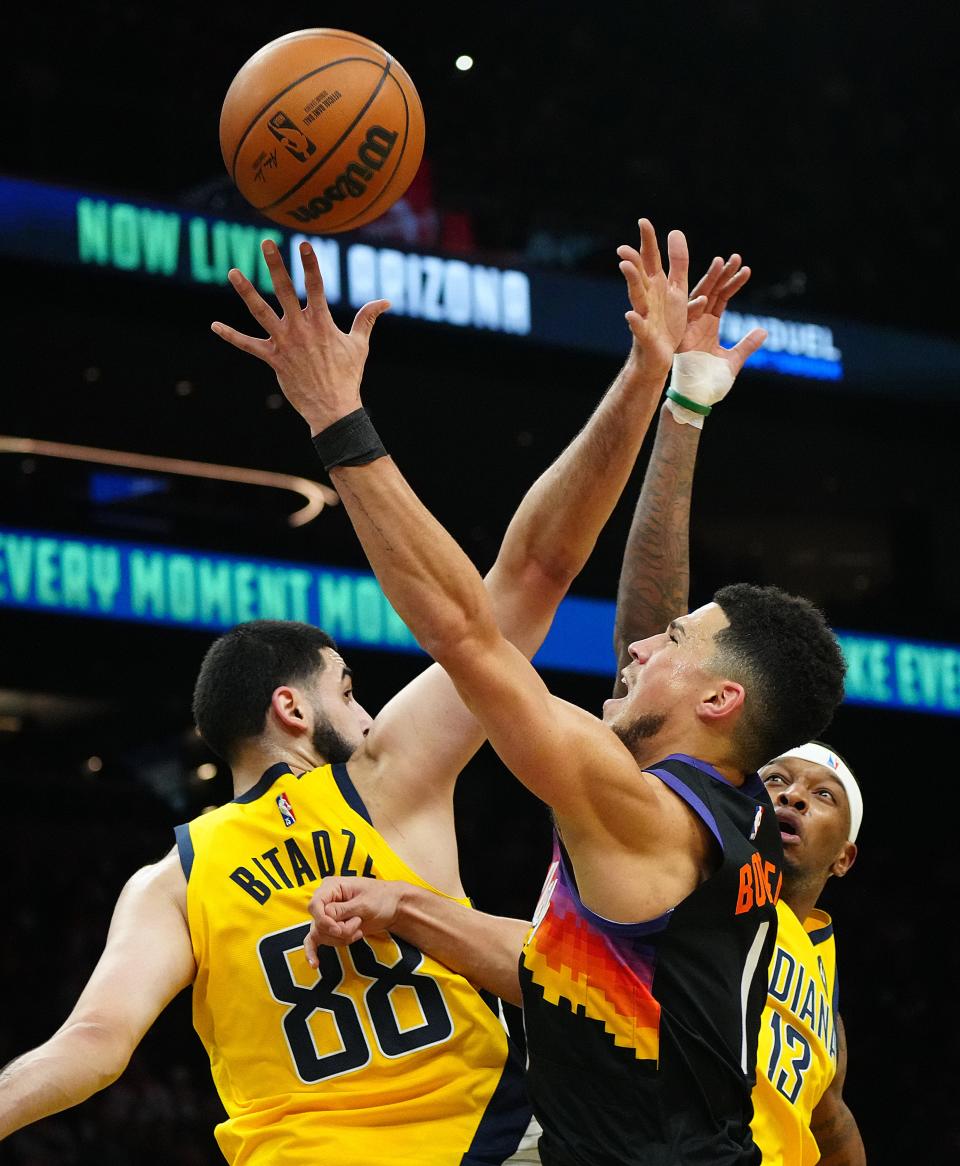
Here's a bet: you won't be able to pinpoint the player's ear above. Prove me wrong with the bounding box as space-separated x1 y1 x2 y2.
697 680 745 725
270 686 308 733
830 841 857 879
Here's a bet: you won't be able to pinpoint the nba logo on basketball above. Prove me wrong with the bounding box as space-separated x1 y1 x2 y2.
267 111 316 162
276 792 296 827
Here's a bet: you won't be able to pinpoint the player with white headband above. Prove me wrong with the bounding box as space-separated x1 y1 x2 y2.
768 741 863 844
751 742 864 1165
611 281 866 1164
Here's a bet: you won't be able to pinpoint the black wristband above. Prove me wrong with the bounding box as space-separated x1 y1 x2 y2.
312 407 387 471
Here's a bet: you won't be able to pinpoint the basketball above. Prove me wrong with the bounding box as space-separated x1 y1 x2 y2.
219 28 425 233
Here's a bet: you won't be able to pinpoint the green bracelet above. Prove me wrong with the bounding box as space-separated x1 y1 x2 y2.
666 388 712 416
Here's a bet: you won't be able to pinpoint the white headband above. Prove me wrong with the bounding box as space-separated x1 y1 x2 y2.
771 742 863 843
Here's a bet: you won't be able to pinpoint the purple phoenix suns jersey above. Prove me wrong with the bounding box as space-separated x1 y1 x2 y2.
520 754 783 1166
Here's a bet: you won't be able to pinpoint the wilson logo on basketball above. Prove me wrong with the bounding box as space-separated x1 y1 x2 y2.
286 125 398 223
267 111 317 164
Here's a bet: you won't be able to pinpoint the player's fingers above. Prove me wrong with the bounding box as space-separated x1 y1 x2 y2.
618 260 648 310
320 910 363 941
304 924 324 967
715 263 752 311
704 255 741 311
328 898 362 922
638 218 663 278
261 240 303 318
299 241 330 313
210 321 274 362
312 875 347 903
338 921 364 945
227 268 281 335
616 244 649 286
689 257 724 303
666 229 690 292
728 326 767 372
350 299 391 342
686 294 709 324
624 310 649 339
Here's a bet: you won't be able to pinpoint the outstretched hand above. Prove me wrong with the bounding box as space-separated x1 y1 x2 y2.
617 219 704 376
211 240 390 435
679 254 767 375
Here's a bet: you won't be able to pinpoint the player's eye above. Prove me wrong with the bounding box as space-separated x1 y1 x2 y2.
764 774 784 785
816 788 835 801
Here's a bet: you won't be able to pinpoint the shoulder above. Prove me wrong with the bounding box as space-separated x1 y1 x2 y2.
122 846 187 915
128 845 184 886
640 755 752 849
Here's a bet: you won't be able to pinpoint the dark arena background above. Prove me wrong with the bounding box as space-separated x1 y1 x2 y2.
1 4 956 1163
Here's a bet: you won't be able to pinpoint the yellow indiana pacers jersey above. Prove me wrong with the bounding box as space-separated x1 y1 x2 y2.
751 901 839 1166
175 761 531 1166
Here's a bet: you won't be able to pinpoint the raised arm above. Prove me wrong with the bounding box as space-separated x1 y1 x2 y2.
611 402 701 693
0 851 195 1140
210 225 687 834
213 225 692 813
360 256 693 797
612 257 767 694
808 1015 867 1166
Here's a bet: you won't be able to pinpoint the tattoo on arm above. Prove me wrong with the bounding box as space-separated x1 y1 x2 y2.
613 405 701 692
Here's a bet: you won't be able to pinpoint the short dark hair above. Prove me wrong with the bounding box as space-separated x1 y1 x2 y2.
710 584 846 773
192 620 338 762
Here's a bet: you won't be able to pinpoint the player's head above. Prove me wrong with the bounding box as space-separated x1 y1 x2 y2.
192 620 373 766
606 584 845 773
760 741 860 888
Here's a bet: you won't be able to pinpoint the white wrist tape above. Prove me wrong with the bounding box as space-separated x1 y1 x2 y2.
665 399 706 429
671 351 736 405
664 352 736 429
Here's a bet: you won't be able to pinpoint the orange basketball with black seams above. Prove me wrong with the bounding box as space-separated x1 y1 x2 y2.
220 28 425 233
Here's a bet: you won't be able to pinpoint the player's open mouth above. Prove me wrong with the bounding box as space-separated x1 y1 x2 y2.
775 808 803 842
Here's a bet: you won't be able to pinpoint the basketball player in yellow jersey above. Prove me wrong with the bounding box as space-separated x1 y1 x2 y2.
753 744 865 1166
0 223 725 1163
610 310 865 1163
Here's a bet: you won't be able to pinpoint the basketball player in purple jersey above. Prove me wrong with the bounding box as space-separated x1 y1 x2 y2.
214 223 846 1164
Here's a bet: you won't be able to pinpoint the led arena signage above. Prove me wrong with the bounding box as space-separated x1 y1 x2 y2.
0 526 419 652
718 310 842 382
1 176 531 338
0 174 859 383
1 526 958 718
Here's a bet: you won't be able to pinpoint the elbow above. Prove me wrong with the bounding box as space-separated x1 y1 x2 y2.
517 550 580 596
418 603 499 667
495 529 581 598
61 1019 135 1091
